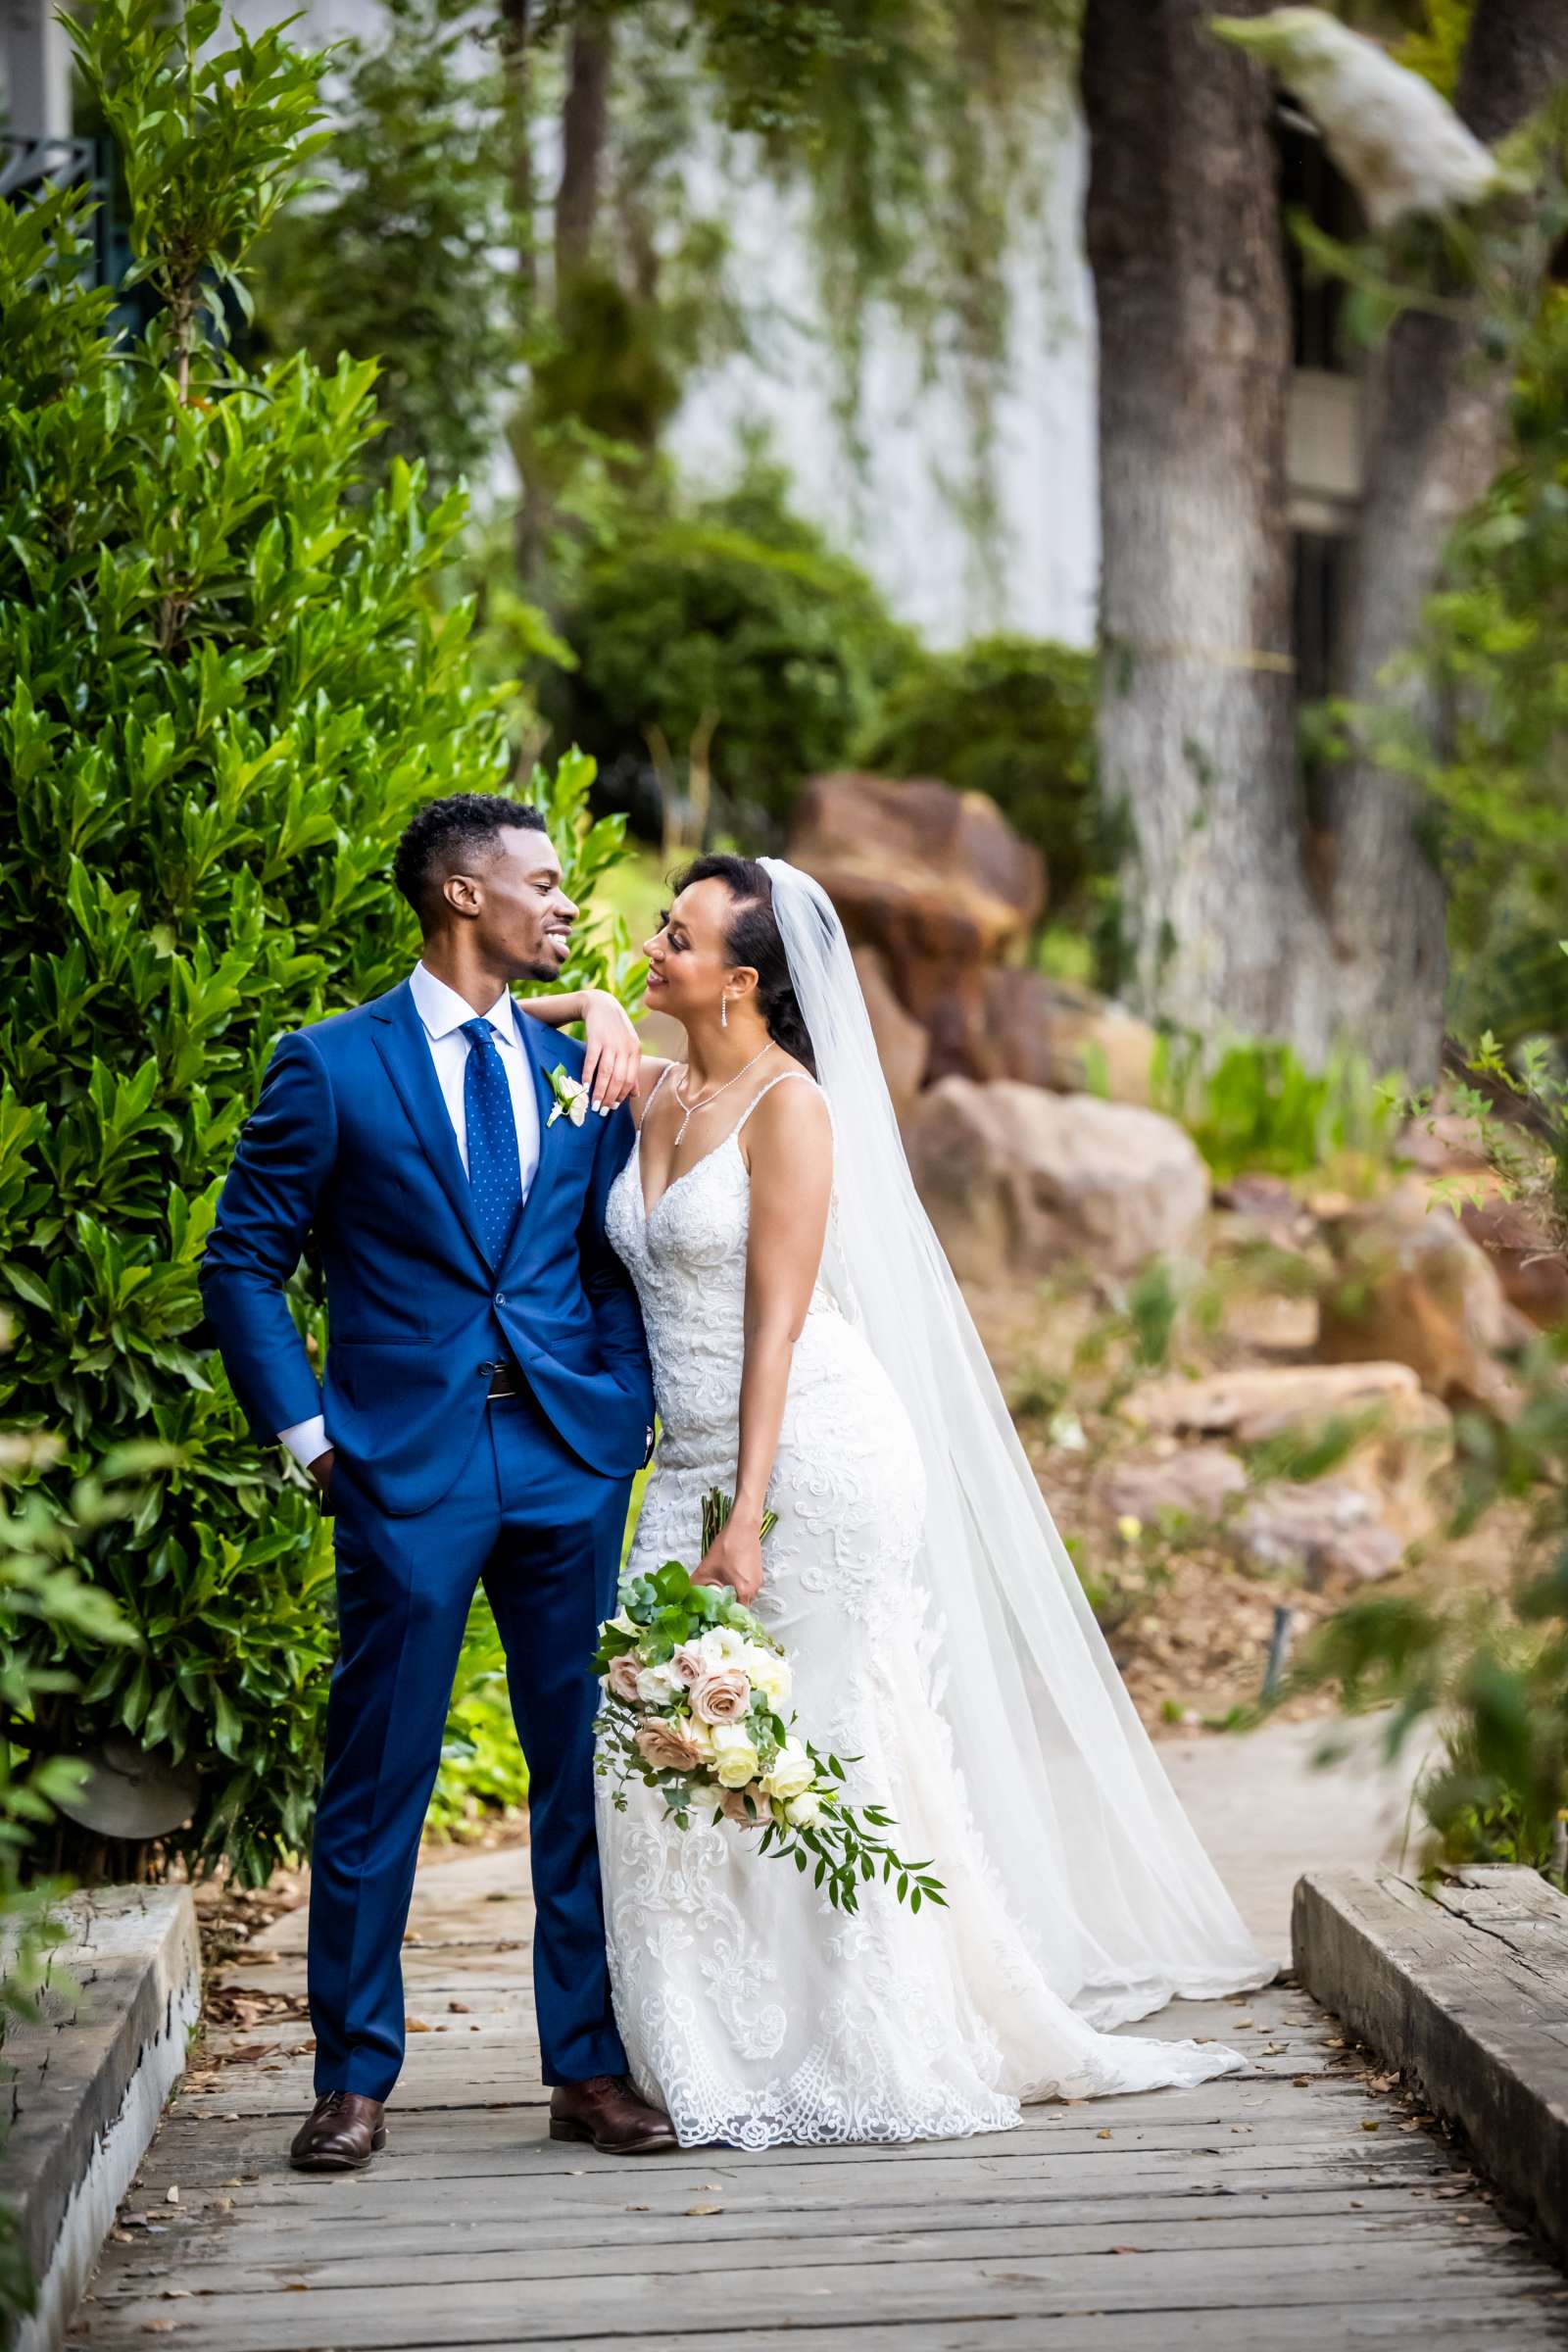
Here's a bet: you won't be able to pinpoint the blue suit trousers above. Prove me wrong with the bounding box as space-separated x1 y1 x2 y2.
310 1388 631 2098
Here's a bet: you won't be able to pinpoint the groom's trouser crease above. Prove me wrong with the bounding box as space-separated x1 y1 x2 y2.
308 1387 632 2100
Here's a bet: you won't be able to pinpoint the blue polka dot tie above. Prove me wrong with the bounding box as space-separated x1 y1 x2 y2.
461 1017 522 1265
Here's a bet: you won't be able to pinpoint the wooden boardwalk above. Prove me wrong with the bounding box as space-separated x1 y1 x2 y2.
70 1837 1568 2351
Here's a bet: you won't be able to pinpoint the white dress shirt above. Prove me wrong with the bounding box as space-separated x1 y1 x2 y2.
278 964 541 1469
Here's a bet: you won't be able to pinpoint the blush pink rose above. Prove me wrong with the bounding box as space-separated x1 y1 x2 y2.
718 1786 767 1828
689 1667 751 1725
668 1644 705 1689
607 1653 644 1704
635 1720 704 1773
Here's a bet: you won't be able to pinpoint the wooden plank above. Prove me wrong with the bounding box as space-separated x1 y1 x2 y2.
86 2206 1529 2305
288 2311 1562 2352
73 2238 1560 2350
1294 1865 1568 2265
91 2195 1492 2285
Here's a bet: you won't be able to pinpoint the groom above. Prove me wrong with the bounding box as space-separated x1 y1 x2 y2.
200 794 675 2167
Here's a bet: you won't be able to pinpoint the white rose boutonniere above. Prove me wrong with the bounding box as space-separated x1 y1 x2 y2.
546 1063 590 1130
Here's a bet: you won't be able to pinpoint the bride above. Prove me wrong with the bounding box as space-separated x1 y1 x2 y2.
541 852 1271 2150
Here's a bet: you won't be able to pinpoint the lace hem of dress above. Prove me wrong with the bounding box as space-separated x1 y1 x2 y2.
1071 1962 1278 2034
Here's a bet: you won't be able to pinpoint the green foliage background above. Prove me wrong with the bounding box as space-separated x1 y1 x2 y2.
0 0 638 1884
854 635 1102 924
541 464 917 837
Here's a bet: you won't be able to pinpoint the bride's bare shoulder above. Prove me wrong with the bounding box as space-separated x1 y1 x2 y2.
736 1057 830 1167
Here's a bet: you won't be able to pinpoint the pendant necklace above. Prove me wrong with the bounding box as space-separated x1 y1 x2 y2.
671 1044 773 1149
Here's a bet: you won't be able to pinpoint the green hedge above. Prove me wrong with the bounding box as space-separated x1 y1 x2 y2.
0 0 634 1883
543 466 916 837
855 634 1102 916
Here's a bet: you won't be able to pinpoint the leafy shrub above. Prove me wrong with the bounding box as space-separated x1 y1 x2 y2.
542 462 916 838
0 0 636 1883
1152 1036 1396 1183
1290 1021 1568 1885
250 0 514 497
855 635 1102 921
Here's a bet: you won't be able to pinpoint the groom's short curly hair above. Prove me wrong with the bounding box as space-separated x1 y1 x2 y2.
394 793 547 927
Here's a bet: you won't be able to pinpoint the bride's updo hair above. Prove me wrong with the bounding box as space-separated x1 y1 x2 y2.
671 854 817 1078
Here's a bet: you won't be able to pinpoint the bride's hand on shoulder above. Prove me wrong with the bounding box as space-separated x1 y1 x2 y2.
579 989 642 1112
694 1514 765 1608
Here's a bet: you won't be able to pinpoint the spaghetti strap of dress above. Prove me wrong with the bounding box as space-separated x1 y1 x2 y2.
640 1058 679 1125
732 1066 823 1138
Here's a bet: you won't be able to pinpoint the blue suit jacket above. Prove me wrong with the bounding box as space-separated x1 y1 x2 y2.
199 978 655 1517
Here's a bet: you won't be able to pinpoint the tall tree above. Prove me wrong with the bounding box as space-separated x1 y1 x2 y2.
1081 0 1336 1052
1081 0 1568 1080
1326 0 1568 1075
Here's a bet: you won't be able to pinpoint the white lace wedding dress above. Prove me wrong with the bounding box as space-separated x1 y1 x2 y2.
598 1069 1254 2151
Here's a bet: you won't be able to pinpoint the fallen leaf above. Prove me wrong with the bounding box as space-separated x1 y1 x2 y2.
1097 2128 1112 2140
214 2198 233 2213
685 2203 723 2216
141 2326 175 2335
1293 2077 1311 2087
1109 2245 1138 2255
166 2187 180 2205
406 2019 431 2034
160 2290 191 2301
1360 2121 1380 2134
448 2001 471 2014
625 2204 650 2213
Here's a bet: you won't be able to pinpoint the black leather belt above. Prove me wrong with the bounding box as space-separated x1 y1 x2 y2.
482 1358 523 1398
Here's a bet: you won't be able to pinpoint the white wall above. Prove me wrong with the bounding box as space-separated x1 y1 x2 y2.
229 0 1101 651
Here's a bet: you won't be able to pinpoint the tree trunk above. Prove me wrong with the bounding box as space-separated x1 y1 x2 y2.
497 0 536 310
556 7 613 287
1082 0 1337 1053
1328 0 1568 1081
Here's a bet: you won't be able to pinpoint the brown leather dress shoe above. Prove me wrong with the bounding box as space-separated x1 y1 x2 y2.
549 2073 678 2154
289 2090 388 2172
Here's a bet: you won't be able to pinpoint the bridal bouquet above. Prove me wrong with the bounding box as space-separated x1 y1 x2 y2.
591 1492 946 1916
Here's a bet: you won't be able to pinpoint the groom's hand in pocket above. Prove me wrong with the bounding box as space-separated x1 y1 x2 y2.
309 1446 335 1499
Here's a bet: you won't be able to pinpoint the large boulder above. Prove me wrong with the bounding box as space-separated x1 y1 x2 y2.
1317 1188 1532 1413
789 772 1045 1081
1458 1196 1568 1331
984 969 1155 1103
853 945 929 1125
1121 1360 1452 1546
1094 1446 1249 1526
906 1078 1209 1282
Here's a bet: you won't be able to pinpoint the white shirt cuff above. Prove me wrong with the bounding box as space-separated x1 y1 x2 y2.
279 1413 329 1470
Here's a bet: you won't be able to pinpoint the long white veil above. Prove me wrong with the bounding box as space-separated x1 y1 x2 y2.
760 857 1273 2022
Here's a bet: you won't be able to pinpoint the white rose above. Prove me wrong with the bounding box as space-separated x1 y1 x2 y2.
710 1724 761 1789
608 1609 638 1637
635 1663 681 1706
685 1716 716 1762
741 1644 792 1708
698 1627 748 1667
785 1790 823 1829
761 1739 813 1803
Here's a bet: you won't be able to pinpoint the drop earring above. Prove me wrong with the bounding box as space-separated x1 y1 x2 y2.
720 996 729 1029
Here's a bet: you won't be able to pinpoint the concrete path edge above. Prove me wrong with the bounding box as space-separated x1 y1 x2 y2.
2 1886 201 2352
